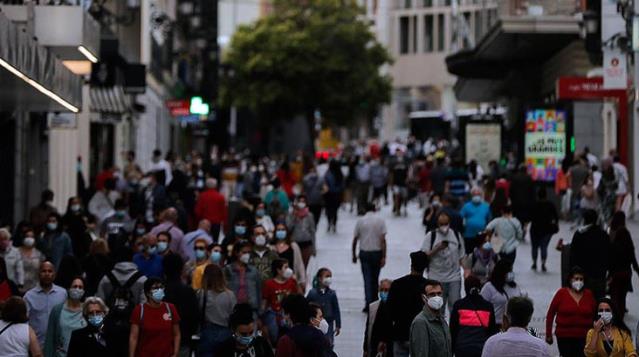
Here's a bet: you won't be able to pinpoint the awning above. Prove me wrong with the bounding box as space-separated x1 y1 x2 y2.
89 86 132 114
0 11 82 112
446 15 581 102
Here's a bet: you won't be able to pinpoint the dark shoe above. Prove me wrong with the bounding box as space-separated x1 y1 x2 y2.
542 264 547 272
362 306 369 313
531 264 537 271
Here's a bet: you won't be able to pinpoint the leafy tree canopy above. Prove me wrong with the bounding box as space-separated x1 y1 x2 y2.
221 0 393 125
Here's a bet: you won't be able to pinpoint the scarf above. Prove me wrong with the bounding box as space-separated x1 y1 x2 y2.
295 207 309 218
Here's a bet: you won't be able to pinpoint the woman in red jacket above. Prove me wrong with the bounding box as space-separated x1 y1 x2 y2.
545 267 596 357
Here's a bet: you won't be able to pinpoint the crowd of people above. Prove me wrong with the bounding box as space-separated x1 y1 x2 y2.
0 139 636 357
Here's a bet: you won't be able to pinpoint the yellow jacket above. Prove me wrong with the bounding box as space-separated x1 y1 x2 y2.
584 327 638 357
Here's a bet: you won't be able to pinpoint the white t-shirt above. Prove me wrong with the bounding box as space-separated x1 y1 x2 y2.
0 321 30 356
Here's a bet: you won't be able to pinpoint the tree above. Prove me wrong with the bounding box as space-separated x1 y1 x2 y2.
221 0 392 133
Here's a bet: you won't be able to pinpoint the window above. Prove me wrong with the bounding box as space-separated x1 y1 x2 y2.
412 16 418 53
400 16 410 54
423 0 432 7
424 15 434 52
475 10 483 39
437 13 445 52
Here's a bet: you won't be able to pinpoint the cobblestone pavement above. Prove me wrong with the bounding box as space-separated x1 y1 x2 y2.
309 202 639 356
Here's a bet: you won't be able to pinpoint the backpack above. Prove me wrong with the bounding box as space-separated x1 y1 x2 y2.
105 271 143 323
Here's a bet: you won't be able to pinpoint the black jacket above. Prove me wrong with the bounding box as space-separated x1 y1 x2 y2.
164 277 199 347
450 294 498 357
66 326 114 357
530 200 559 237
569 225 610 280
387 274 427 342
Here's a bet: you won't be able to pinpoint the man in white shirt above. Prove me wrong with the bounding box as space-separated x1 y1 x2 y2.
149 149 173 186
481 296 550 357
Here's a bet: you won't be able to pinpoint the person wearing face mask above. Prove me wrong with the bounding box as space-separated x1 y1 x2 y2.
261 259 300 345
309 303 331 340
584 298 637 357
216 303 274 357
449 276 497 357
81 239 113 297
44 277 87 357
100 199 134 256
422 212 465 313
184 237 210 288
39 213 74 270
224 241 261 312
485 205 524 265
276 294 333 357
273 223 307 291
460 187 492 255
133 235 164 278
129 277 181 357
29 189 59 237
409 279 452 357
480 260 522 330
0 228 25 291
306 268 342 346
197 264 237 355
255 202 275 236
222 219 250 253
194 179 227 244
156 231 173 257
287 195 317 268
545 267 596 357
264 179 290 219
353 203 387 312
363 279 393 357
423 194 442 232
250 225 279 283
25 262 69 346
302 166 325 228
66 297 113 356
19 227 45 293
463 235 498 285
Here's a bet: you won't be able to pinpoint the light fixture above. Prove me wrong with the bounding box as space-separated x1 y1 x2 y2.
78 45 99 63
190 96 209 115
0 58 80 113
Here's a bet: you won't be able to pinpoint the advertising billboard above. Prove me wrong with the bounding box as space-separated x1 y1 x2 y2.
465 123 501 171
524 109 567 182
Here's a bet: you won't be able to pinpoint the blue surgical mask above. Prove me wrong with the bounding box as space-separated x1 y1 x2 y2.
87 314 104 327
151 288 165 302
472 195 482 204
275 230 287 240
235 226 246 235
115 210 126 219
379 291 389 302
147 246 157 255
210 251 222 263
136 228 146 235
482 242 492 251
157 242 168 253
195 249 206 260
235 334 254 346
68 288 85 301
256 209 265 218
71 204 81 212
46 222 58 231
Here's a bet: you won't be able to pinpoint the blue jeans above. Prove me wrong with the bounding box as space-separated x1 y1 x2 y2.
262 309 281 346
394 341 410 357
442 280 461 313
531 233 552 263
198 323 231 356
360 250 383 306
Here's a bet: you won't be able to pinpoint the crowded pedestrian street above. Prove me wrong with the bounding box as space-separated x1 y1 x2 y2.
313 202 639 356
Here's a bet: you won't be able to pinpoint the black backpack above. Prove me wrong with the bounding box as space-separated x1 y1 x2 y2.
105 271 143 323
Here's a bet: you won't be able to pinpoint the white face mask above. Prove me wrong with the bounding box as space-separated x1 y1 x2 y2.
571 280 584 291
322 277 332 286
599 311 613 324
239 253 251 265
318 318 329 335
438 225 450 234
23 237 35 248
283 267 294 279
254 235 267 247
425 295 444 310
297 202 307 209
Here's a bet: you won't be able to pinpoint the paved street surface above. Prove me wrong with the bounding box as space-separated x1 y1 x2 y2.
309 202 639 357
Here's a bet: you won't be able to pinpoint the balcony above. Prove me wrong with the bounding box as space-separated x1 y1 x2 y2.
0 4 101 66
497 0 582 17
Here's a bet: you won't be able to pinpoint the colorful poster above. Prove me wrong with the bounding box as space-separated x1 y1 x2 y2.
524 109 566 182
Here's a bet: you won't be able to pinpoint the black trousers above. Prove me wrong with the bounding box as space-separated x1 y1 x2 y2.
557 337 586 357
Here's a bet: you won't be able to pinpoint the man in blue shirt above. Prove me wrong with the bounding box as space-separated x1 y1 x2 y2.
24 261 67 346
133 235 164 278
460 187 491 255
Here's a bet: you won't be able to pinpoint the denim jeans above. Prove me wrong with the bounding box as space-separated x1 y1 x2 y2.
198 323 231 356
442 280 461 313
262 309 281 346
531 233 552 263
360 250 383 306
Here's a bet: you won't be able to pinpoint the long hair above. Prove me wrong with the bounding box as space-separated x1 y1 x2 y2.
489 259 512 294
594 297 631 334
202 264 227 293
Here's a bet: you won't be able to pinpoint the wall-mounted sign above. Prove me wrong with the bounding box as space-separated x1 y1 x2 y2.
524 109 567 182
465 123 501 171
48 113 78 129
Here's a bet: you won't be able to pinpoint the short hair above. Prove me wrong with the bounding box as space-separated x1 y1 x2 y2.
41 189 54 202
568 266 585 281
1 297 28 323
205 178 218 189
229 303 254 330
506 296 534 328
501 205 513 215
82 296 109 316
271 258 288 276
424 279 442 292
143 277 164 294
281 294 311 324
309 302 322 319
0 228 11 240
115 247 133 263
410 251 429 272
157 231 172 242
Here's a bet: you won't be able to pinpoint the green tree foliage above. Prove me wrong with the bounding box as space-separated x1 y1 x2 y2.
221 0 392 125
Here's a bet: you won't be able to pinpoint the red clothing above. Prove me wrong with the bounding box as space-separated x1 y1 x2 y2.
262 278 298 312
0 281 11 302
276 170 295 197
194 188 227 225
495 179 510 198
95 169 113 191
418 167 431 193
130 302 181 357
546 287 596 339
